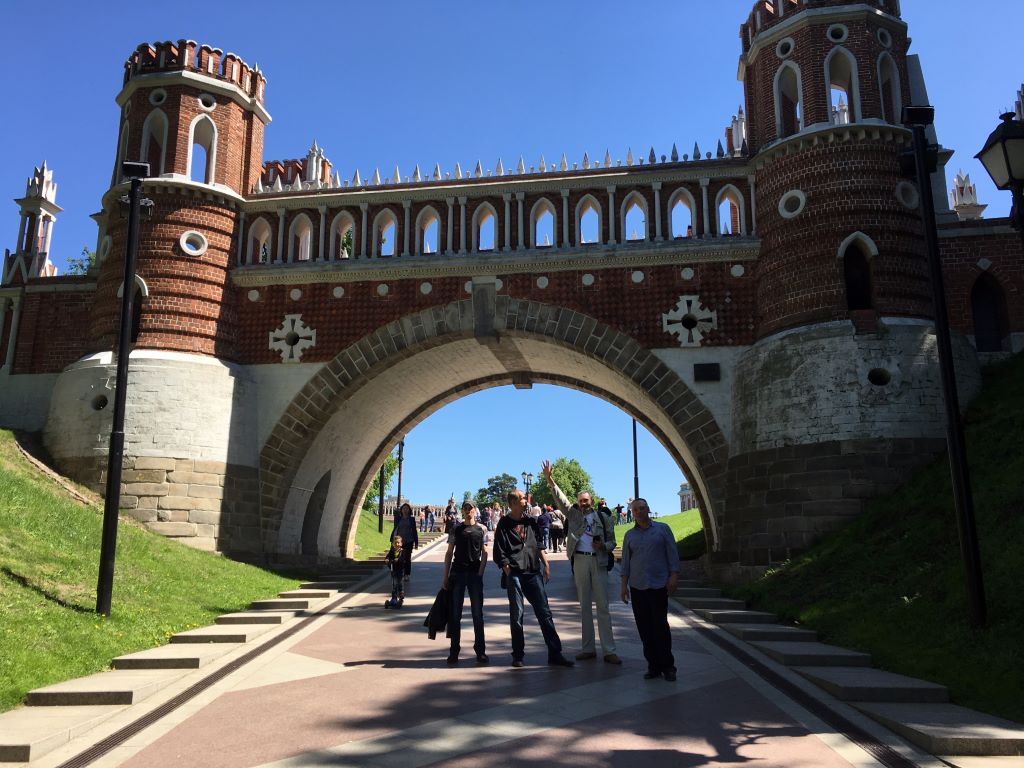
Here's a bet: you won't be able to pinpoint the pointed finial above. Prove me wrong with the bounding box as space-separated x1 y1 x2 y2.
372 167 381 185
392 166 401 184
496 158 504 175
693 143 700 160
255 178 264 193
433 163 442 180
517 156 526 174
671 143 679 162
648 147 656 164
559 153 568 171
539 154 547 172
716 140 725 158
582 152 590 169
626 148 634 166
741 139 749 155
455 162 463 179
332 171 340 188
272 175 283 192
352 169 362 185
603 149 612 168
474 160 483 178
543 233 550 246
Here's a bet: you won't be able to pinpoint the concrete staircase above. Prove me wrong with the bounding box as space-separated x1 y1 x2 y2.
0 544 434 763
686 585 1024 760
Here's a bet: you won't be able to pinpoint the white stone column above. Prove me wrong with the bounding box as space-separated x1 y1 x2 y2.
359 203 369 258
561 190 570 247
748 174 757 236
446 198 455 254
606 186 617 244
516 193 525 250
318 206 327 260
503 193 512 252
402 200 411 257
3 295 22 371
700 179 711 238
235 211 247 265
42 216 54 254
652 182 663 241
276 208 286 262
16 215 26 253
458 197 468 254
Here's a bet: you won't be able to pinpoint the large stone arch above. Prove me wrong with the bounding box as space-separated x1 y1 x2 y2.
258 297 729 565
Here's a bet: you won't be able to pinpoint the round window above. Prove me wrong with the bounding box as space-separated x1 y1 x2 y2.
149 88 167 106
827 24 849 43
97 235 113 263
198 93 216 111
877 28 893 48
775 37 795 59
895 181 920 210
778 190 807 219
868 368 892 387
179 230 209 257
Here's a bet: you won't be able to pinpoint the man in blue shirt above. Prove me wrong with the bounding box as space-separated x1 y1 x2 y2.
619 498 680 681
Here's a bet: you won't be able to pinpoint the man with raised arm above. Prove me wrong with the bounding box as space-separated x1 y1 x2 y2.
541 460 621 665
619 497 680 681
492 487 574 669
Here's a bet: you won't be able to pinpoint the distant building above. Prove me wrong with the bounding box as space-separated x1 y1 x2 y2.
678 483 696 513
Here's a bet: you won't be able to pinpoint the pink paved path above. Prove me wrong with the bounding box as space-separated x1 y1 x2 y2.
97 544 864 768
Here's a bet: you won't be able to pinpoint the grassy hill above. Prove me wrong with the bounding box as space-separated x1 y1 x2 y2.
0 430 298 712
729 352 1024 723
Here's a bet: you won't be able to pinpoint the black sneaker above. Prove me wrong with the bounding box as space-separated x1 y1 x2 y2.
446 654 459 665
548 656 575 668
511 659 524 668
663 669 677 682
643 669 661 680
476 654 490 664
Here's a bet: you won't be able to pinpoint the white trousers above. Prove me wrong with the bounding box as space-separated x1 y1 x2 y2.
573 553 616 654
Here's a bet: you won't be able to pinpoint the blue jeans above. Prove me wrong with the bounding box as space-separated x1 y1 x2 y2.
506 571 563 661
449 571 485 656
540 528 550 551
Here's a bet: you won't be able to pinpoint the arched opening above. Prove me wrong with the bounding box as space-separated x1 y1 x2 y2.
669 189 696 239
971 273 1009 352
187 115 217 184
715 185 746 237
259 301 729 565
372 210 398 258
130 289 144 345
843 241 874 310
140 109 168 176
878 53 902 124
622 192 647 242
329 212 355 260
247 217 272 264
826 47 860 125
576 195 602 245
473 204 498 252
288 213 313 262
301 471 332 557
415 206 440 255
775 63 803 139
531 199 556 248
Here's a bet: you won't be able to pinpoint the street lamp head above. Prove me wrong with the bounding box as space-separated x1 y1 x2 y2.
121 161 150 180
975 112 1024 192
901 105 935 128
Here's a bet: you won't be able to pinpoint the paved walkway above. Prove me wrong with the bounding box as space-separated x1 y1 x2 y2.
36 544 917 768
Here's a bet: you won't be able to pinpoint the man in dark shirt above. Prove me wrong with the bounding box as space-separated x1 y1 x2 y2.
442 502 489 665
493 489 573 669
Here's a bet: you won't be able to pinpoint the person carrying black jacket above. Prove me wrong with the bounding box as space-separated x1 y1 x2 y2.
492 488 573 669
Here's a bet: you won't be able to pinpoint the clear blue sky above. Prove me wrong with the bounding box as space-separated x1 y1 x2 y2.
1 1 1019 516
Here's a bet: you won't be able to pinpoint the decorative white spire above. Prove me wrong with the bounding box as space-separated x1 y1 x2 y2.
433 163 442 180
413 164 422 182
582 152 590 169
352 169 362 186
496 158 504 176
372 167 381 185
272 175 283 192
693 142 700 161
951 169 987 221
455 162 463 179
517 156 525 174
474 160 483 178
392 165 401 184
648 147 656 164
671 143 679 162
539 154 547 172
603 149 612 168
559 153 568 171
626 148 634 166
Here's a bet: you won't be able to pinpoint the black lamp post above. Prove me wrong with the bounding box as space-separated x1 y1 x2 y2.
975 111 1024 243
521 471 533 503
96 161 150 617
903 106 987 628
395 438 405 510
632 418 639 500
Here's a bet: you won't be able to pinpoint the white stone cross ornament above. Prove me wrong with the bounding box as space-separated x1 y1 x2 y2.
269 314 317 363
662 295 718 347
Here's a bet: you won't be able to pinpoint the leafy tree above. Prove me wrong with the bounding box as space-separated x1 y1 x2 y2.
65 246 96 276
530 458 596 508
361 453 400 513
462 490 472 503
474 472 518 509
341 227 353 258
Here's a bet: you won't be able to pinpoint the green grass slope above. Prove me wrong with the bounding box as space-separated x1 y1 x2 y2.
730 353 1024 723
0 430 298 712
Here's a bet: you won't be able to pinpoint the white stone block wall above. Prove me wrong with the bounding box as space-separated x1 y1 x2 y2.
0 371 58 430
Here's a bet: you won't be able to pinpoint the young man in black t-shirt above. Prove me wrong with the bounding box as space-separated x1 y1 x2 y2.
442 502 489 665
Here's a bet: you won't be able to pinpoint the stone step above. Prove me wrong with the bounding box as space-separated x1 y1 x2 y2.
299 581 359 591
793 666 949 703
699 609 778 624
680 597 746 610
216 611 298 625
720 623 818 642
25 669 181 706
249 598 317 611
750 641 872 667
112 643 232 670
169 624 274 644
675 587 722 598
0 705 125 763
278 589 332 599
677 580 703 588
855 702 1024 757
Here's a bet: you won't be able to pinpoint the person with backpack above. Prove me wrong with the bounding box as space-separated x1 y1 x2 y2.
548 505 565 552
541 460 620 665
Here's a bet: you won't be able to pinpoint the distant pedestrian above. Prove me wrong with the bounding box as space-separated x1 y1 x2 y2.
537 506 551 553
492 488 573 669
418 507 427 532
479 505 491 532
442 502 489 665
542 460 620 665
548 505 565 552
426 507 436 532
392 502 419 581
619 498 680 682
443 499 458 534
